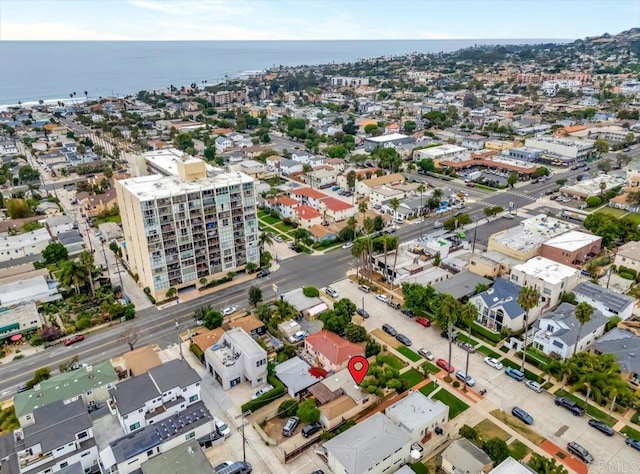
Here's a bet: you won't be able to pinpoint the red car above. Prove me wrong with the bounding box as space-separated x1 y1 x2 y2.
415 317 430 328
436 358 454 373
63 334 85 346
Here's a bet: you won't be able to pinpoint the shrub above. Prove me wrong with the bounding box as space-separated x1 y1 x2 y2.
620 272 635 280
277 400 299 418
302 286 319 298
618 266 637 279
452 380 461 388
444 376 452 383
585 196 602 207
297 399 320 423
190 343 204 363
459 424 479 443
76 317 92 331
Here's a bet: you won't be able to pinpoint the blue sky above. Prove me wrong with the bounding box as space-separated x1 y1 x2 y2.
1 0 637 41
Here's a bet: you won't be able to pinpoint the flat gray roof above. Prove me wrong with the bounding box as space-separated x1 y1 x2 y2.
275 356 321 395
140 439 214 474
323 413 410 473
433 271 492 300
573 281 635 314
385 391 448 432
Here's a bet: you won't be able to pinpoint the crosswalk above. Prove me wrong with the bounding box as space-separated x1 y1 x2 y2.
506 190 538 201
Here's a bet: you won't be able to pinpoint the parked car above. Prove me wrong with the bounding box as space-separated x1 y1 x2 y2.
358 285 371 293
626 438 640 452
433 221 443 229
455 370 475 387
63 334 85 346
401 308 415 317
567 441 594 463
415 317 430 328
16 383 28 393
525 380 543 393
386 300 401 310
356 308 369 318
325 287 339 298
382 324 397 337
214 461 253 474
342 242 353 249
376 294 389 303
282 416 300 437
588 419 614 436
256 269 271 278
222 306 237 316
504 367 525 381
458 341 476 353
417 348 434 360
302 421 323 438
273 235 283 243
251 384 274 400
396 334 412 346
512 406 534 425
484 357 503 370
555 397 585 416
215 418 231 438
440 330 460 341
288 330 308 343
436 358 454 373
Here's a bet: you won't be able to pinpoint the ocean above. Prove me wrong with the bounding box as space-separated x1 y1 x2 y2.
0 39 565 106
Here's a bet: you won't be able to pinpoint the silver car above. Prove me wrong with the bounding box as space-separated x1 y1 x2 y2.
525 380 543 393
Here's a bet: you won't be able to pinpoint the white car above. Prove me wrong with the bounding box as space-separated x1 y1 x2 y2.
484 357 504 370
376 294 389 303
214 418 231 438
525 379 543 393
222 306 237 317
252 384 274 399
342 242 353 249
325 287 339 298
417 348 434 360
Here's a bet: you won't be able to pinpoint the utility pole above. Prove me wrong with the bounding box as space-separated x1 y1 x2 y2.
235 410 252 463
174 318 183 360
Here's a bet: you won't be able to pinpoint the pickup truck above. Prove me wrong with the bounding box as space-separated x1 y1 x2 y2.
554 396 585 416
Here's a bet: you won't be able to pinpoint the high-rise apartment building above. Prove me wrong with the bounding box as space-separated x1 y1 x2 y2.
115 155 258 299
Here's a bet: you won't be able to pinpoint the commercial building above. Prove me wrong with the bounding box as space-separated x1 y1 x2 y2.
532 302 608 359
413 144 467 162
0 302 41 343
573 281 635 321
560 175 627 200
0 275 61 307
524 137 594 164
510 256 580 318
488 214 577 261
468 250 522 279
116 155 258 299
204 327 267 390
0 399 99 474
356 173 405 197
539 230 602 267
508 146 541 162
139 439 214 474
330 76 369 87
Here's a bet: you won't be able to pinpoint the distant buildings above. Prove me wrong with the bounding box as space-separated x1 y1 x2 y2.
363 133 415 152
524 136 595 164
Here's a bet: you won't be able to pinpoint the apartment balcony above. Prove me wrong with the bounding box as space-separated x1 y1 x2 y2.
177 236 192 246
19 451 54 470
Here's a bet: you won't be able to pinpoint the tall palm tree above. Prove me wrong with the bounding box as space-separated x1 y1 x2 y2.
439 294 459 378
573 302 595 356
548 359 571 389
358 201 368 233
460 302 478 390
258 232 273 253
390 235 401 291
604 380 631 416
78 250 95 296
351 239 366 280
363 218 375 281
517 286 541 372
379 234 390 282
417 184 426 217
57 260 90 294
389 197 401 227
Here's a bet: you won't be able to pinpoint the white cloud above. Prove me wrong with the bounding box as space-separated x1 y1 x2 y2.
1 22 133 41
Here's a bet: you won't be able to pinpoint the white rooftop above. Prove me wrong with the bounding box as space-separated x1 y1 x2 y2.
416 144 467 158
561 175 627 197
385 391 448 433
513 256 578 286
142 147 223 177
222 327 265 358
543 230 601 252
490 457 536 474
118 172 253 200
365 133 409 142
492 214 576 253
0 227 50 252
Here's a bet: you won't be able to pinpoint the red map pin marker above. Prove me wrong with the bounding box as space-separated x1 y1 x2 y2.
348 355 369 386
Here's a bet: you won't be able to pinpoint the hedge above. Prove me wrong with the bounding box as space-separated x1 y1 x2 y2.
241 372 286 414
469 321 503 344
190 343 204 363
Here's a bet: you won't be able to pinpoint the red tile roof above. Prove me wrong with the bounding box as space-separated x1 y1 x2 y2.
291 187 327 199
321 197 354 212
305 330 364 366
295 205 322 220
275 196 299 206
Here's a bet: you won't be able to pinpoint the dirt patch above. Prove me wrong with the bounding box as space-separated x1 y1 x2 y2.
490 409 546 446
474 418 511 441
262 416 291 444
371 328 400 348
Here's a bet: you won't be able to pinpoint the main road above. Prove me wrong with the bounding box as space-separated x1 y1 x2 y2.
0 167 593 399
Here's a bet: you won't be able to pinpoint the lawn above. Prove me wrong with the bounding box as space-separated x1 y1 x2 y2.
410 463 428 474
421 361 441 374
490 409 546 446
94 214 121 225
432 389 469 419
419 381 439 397
476 345 503 359
474 419 510 441
376 353 406 371
621 425 640 440
473 183 498 192
260 215 279 225
396 346 422 362
399 369 425 389
597 207 627 217
274 222 295 233
500 358 540 382
499 346 510 353
553 389 617 426
509 439 531 461
624 212 640 226
525 348 550 368
456 334 480 346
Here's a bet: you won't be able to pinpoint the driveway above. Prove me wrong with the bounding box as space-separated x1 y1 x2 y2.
329 278 638 473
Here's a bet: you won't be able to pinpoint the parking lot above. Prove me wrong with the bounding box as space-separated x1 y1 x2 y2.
328 278 639 473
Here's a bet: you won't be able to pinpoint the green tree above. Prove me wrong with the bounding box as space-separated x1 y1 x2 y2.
597 159 612 173
292 228 310 245
594 138 609 154
346 170 357 190
18 165 40 182
573 302 595 356
203 146 215 161
365 340 381 357
5 198 32 219
418 158 435 173
255 304 272 324
248 285 263 306
389 197 400 224
42 242 69 265
333 298 356 318
194 304 211 323
57 260 90 294
78 250 95 296
527 452 569 474
203 309 224 330
278 399 299 418
460 302 478 390
364 123 378 134
459 424 480 444
439 294 459 377
345 323 367 343
482 438 510 465
26 367 51 389
517 286 540 372
585 196 602 208
507 172 518 188
258 232 273 253
443 214 472 230
297 399 320 423
403 120 416 133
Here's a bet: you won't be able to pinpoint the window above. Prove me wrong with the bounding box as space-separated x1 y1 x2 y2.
138 408 143 413
182 387 187 392
77 430 88 440
81 451 91 457
25 415 32 421
147 449 154 456
60 462 68 469
256 358 266 367
185 431 195 440
189 394 198 403
130 422 141 431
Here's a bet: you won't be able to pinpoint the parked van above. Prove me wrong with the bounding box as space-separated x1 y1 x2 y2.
282 416 300 437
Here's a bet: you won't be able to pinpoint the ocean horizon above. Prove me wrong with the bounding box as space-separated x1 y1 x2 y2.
1 39 569 106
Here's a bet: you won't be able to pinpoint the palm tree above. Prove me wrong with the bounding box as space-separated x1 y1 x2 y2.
460 302 478 390
351 239 366 280
292 228 309 246
548 359 571 388
599 180 607 196
379 234 391 282
84 90 88 102
358 201 368 233
390 234 401 291
78 251 95 296
57 260 90 294
258 232 273 253
572 371 604 405
389 197 400 228
439 294 459 379
573 302 595 356
517 286 541 372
